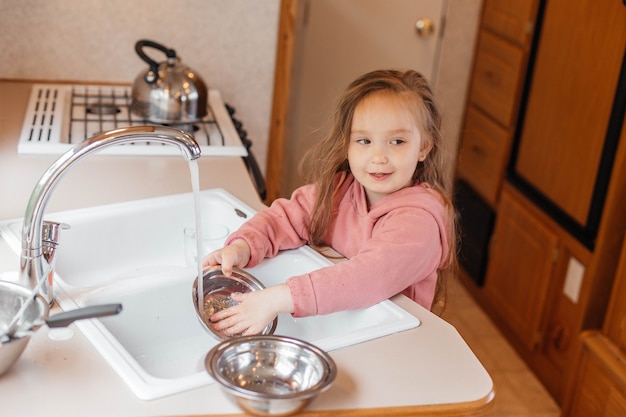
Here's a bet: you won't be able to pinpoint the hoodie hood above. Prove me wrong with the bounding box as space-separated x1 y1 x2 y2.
341 174 450 268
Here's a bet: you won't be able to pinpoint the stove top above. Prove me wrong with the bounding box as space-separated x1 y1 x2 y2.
17 84 247 157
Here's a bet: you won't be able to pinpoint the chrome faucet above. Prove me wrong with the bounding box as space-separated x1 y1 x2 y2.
19 126 202 303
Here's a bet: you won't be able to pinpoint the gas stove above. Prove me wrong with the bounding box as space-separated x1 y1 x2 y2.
17 84 248 157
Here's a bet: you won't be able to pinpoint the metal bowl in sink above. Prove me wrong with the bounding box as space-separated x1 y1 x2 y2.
0 281 122 376
0 281 48 376
205 335 337 416
192 267 277 340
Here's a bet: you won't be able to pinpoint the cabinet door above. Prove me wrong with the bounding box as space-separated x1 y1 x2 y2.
484 190 558 351
513 0 626 226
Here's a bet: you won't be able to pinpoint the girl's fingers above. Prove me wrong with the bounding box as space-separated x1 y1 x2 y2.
210 318 250 337
209 307 236 323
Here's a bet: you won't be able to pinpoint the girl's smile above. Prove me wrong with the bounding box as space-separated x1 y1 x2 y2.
369 172 391 180
348 91 430 205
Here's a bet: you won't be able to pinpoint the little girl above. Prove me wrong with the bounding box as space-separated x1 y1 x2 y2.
203 69 457 337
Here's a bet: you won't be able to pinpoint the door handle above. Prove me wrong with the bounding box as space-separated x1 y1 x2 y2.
415 18 435 39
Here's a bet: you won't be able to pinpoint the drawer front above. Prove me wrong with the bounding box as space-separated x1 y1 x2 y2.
457 106 509 205
470 30 525 128
482 0 538 47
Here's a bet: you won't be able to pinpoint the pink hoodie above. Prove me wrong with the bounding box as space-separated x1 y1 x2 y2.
226 174 449 316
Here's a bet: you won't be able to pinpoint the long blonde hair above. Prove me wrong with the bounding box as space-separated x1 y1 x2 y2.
298 69 458 310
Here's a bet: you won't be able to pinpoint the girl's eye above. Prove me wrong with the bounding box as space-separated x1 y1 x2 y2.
356 138 370 145
391 138 405 145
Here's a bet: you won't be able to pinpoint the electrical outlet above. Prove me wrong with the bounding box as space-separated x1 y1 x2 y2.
563 257 585 304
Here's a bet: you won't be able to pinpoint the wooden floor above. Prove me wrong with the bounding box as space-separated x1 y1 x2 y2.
441 277 561 417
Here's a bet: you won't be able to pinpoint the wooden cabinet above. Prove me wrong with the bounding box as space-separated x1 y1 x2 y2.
564 331 626 417
562 234 626 417
483 189 557 351
481 184 600 401
457 0 626 406
455 0 539 289
480 130 626 406
456 0 538 208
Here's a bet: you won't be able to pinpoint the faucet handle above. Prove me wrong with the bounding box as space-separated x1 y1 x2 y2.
40 221 70 303
42 221 71 245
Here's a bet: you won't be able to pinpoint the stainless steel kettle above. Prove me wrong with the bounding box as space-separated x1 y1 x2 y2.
131 39 208 123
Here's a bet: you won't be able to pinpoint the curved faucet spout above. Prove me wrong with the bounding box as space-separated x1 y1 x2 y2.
20 125 201 302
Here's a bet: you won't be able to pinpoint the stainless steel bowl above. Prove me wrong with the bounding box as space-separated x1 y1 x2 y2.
1 281 123 376
192 267 278 340
205 335 337 416
0 281 49 376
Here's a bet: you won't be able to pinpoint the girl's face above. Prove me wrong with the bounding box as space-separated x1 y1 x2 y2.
348 92 430 206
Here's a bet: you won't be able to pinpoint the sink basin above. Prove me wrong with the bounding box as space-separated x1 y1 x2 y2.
0 189 420 400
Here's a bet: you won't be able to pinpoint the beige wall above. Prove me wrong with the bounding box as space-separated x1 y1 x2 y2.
0 0 280 175
0 0 481 188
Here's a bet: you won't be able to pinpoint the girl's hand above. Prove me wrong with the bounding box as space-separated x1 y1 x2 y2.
209 284 294 337
202 239 251 276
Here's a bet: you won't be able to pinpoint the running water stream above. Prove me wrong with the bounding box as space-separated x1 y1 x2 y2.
188 160 205 312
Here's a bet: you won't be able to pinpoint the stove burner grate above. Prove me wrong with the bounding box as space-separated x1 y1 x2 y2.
18 83 248 157
67 85 225 147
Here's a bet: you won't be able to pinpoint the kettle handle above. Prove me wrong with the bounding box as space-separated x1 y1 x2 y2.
135 40 177 84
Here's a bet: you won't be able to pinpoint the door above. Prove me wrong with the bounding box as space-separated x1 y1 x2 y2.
280 0 446 197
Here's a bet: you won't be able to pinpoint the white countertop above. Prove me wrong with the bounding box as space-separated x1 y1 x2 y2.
0 81 493 416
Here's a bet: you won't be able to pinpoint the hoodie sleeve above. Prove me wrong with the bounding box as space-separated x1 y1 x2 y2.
287 205 446 316
225 184 317 267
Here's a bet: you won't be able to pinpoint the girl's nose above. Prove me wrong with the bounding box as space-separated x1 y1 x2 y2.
371 147 388 164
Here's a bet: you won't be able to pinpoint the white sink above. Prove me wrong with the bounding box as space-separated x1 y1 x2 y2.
0 189 420 400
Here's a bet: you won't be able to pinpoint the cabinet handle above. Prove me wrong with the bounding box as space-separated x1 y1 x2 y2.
548 321 571 352
484 69 500 86
470 144 487 159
